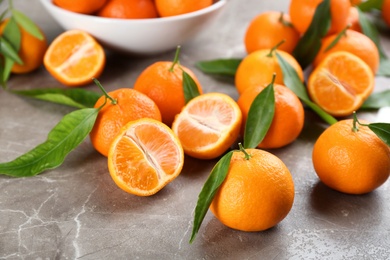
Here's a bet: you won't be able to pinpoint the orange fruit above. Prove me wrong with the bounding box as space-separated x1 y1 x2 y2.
155 0 213 17
346 6 361 32
133 61 203 126
43 30 105 87
350 0 362 5
98 0 158 19
237 84 305 149
308 51 374 117
108 118 184 196
244 11 300 54
53 0 107 14
171 92 242 160
382 0 390 27
210 148 295 231
0 19 47 74
313 119 390 194
313 29 379 74
289 0 351 35
235 49 304 95
90 88 162 157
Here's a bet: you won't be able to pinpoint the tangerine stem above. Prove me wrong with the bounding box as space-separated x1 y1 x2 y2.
267 40 285 57
238 143 251 160
279 12 293 27
352 111 359 132
170 45 181 72
92 78 117 105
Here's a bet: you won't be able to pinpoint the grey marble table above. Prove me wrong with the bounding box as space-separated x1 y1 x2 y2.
1 0 390 259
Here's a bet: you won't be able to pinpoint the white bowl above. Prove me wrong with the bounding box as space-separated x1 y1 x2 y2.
40 0 226 55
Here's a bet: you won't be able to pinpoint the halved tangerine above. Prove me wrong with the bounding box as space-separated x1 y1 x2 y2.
307 51 374 117
108 118 184 196
171 92 242 160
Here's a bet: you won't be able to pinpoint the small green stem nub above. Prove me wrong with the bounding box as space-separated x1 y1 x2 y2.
279 12 293 27
169 45 181 72
92 78 117 105
352 111 359 132
267 40 286 57
238 143 251 160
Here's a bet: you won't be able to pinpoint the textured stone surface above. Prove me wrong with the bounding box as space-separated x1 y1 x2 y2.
1 0 390 259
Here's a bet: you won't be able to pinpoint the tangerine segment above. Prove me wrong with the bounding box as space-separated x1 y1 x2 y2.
308 51 374 117
108 118 184 196
44 30 105 87
171 93 242 160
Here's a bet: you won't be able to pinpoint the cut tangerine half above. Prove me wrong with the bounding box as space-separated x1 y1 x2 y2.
307 51 374 117
108 118 184 196
171 93 242 160
43 30 105 87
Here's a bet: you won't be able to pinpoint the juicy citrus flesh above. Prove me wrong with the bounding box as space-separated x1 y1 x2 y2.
308 51 374 117
108 118 184 196
237 84 305 149
171 93 242 159
235 49 304 95
43 30 105 87
313 119 390 194
90 88 162 157
210 149 295 231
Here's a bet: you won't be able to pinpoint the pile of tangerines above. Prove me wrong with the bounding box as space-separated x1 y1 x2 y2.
1 0 390 240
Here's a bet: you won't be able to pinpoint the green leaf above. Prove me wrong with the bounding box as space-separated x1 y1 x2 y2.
378 59 390 76
361 90 390 109
0 108 99 177
11 88 101 108
0 37 23 64
368 123 390 146
3 17 21 51
2 57 14 85
276 52 338 125
11 9 44 40
0 8 9 22
195 58 242 76
182 70 201 104
358 0 384 12
244 81 275 149
189 151 233 244
292 0 331 69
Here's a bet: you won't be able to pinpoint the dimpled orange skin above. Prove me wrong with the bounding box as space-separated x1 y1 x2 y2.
237 84 305 149
155 0 213 17
210 148 295 232
289 0 351 35
245 11 300 54
54 0 107 14
234 49 304 95
313 29 380 74
98 0 158 19
313 119 390 195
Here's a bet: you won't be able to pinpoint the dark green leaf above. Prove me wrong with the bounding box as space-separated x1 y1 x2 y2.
2 57 14 85
0 108 99 177
358 0 384 12
190 151 233 244
195 58 242 76
182 70 201 104
276 52 338 125
361 90 390 109
12 88 101 108
368 122 390 146
12 10 44 40
0 37 23 64
3 17 21 51
244 82 275 149
324 28 347 52
292 0 331 69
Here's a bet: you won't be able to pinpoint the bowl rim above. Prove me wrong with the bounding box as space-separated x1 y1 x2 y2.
40 0 227 24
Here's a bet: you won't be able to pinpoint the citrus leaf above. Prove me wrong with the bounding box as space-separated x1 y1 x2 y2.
358 0 384 12
368 123 390 146
244 81 275 149
182 70 201 104
0 37 23 64
195 58 242 76
361 90 390 109
276 52 338 125
2 57 14 85
12 88 101 108
190 151 233 244
292 0 331 69
3 17 21 51
0 108 99 177
0 8 9 21
11 9 44 40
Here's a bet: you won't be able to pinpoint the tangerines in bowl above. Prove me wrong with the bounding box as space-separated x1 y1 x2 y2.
40 0 226 55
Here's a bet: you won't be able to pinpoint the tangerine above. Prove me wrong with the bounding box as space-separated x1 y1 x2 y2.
382 0 390 27
98 0 158 19
53 0 107 14
155 0 213 17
